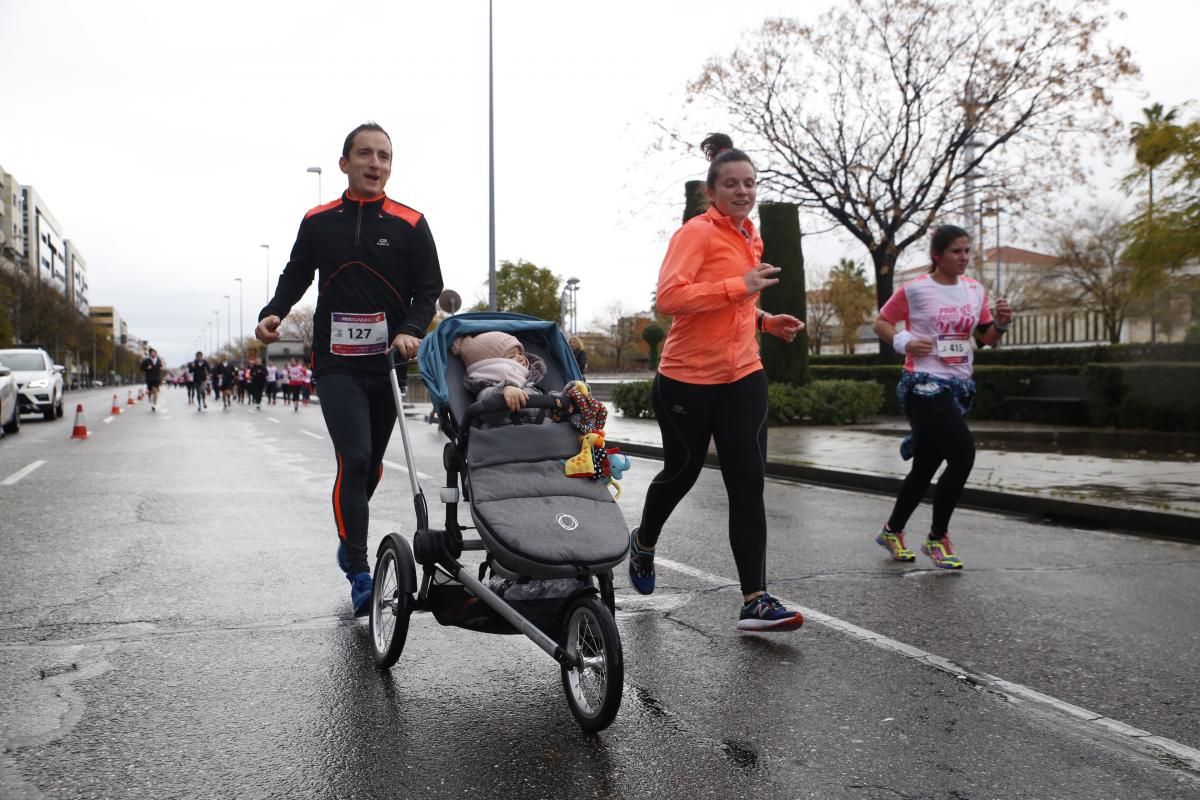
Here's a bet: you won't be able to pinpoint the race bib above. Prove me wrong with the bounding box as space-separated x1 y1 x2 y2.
936 333 970 365
330 311 388 356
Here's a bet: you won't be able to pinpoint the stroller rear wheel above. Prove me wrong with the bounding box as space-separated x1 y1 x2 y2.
370 543 413 668
560 595 623 733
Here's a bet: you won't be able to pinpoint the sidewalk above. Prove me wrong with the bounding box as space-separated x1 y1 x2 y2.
601 411 1199 542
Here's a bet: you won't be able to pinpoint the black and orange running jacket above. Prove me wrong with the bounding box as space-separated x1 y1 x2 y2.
259 191 444 378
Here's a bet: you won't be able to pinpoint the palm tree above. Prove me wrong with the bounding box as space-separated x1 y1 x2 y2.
1127 103 1182 343
1129 103 1180 219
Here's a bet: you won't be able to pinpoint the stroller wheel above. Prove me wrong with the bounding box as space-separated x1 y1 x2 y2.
370 543 413 668
560 595 623 733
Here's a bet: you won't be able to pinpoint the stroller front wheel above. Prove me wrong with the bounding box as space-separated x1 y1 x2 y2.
560 595 623 733
370 543 413 668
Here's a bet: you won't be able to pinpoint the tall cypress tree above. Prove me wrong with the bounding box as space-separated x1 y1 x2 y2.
683 180 709 223
757 201 808 385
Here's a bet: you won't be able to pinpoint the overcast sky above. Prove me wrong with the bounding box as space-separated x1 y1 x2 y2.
1 0 1196 365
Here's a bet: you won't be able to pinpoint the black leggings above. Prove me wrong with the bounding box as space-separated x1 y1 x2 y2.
886 391 976 537
638 370 769 596
318 372 397 575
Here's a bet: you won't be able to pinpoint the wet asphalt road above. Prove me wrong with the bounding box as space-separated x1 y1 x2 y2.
1 386 1198 799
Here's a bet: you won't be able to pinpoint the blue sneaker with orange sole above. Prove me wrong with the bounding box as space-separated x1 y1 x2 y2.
736 592 804 632
350 571 373 617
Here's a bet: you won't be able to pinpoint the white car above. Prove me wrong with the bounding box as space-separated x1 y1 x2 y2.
0 358 19 435
0 347 65 422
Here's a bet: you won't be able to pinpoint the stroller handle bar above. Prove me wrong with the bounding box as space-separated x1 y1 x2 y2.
460 393 570 430
385 347 422 500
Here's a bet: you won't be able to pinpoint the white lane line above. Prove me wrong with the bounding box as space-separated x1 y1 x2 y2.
102 416 114 424
2 460 46 486
654 555 1200 774
267 417 280 424
300 430 322 440
382 459 433 481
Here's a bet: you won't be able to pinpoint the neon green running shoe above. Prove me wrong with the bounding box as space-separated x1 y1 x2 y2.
921 536 963 569
875 527 916 562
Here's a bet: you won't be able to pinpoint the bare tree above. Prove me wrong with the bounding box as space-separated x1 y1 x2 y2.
1039 206 1137 344
590 302 640 371
686 0 1138 308
804 266 835 354
280 305 315 351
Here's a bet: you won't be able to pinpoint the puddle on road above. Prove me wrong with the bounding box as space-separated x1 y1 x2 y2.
858 428 1200 462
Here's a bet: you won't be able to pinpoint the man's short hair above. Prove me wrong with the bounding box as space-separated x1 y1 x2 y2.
342 122 392 158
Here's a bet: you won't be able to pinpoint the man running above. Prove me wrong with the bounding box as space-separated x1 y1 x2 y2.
190 352 210 412
255 121 443 616
139 348 164 412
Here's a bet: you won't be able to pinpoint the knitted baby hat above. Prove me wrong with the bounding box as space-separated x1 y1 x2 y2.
451 331 524 368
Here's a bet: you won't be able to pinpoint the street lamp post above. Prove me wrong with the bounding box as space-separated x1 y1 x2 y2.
979 200 1003 296
487 0 496 311
234 277 243 357
213 310 221 355
306 166 322 205
223 295 231 355
260 244 271 306
566 277 580 335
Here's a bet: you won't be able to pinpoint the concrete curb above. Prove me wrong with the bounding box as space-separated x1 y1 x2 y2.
610 440 1200 544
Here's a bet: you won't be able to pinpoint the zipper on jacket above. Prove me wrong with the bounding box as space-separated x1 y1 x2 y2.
354 202 363 245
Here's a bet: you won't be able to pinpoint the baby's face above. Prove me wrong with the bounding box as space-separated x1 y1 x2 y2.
504 345 529 368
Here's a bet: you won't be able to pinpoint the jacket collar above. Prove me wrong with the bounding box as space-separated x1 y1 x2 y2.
704 204 756 239
343 190 387 207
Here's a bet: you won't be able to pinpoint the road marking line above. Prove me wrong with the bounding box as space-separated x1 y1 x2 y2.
267 417 280 424
654 555 1200 774
382 459 433 481
300 430 322 440
102 416 114 424
2 460 46 486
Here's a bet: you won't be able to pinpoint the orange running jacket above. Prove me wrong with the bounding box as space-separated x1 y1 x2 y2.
656 205 763 385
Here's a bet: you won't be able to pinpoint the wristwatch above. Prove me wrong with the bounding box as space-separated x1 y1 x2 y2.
994 321 1009 333
757 312 769 332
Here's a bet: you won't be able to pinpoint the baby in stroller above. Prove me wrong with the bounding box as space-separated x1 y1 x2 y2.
452 331 545 412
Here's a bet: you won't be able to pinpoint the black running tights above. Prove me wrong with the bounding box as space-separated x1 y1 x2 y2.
318 372 397 575
886 391 976 537
638 370 769 596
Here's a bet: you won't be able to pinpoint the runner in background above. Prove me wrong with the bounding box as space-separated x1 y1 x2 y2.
139 348 164 412
190 352 210 412
872 224 1013 569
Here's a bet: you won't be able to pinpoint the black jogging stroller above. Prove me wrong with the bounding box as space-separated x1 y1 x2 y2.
368 312 629 732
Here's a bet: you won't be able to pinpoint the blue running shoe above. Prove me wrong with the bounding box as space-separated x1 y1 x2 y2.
350 571 373 617
627 528 655 595
736 592 804 632
336 542 352 580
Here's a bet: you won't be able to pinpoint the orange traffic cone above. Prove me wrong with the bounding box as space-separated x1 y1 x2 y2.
111 394 122 415
137 388 144 401
70 404 90 439
127 390 135 406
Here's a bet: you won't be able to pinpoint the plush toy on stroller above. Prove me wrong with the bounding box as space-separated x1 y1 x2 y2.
368 312 629 733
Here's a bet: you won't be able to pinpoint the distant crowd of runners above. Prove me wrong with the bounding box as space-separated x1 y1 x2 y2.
170 355 313 412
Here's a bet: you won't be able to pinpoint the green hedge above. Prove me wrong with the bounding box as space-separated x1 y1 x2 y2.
611 380 654 419
1082 363 1200 431
611 363 1200 431
615 378 882 425
810 342 1200 368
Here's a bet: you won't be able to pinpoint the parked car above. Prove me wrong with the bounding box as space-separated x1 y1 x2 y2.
0 347 65 422
0 358 19 435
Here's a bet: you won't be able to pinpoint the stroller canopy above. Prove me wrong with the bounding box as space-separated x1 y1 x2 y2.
418 312 583 411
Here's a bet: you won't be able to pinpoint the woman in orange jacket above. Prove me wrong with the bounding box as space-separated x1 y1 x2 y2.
628 133 806 632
